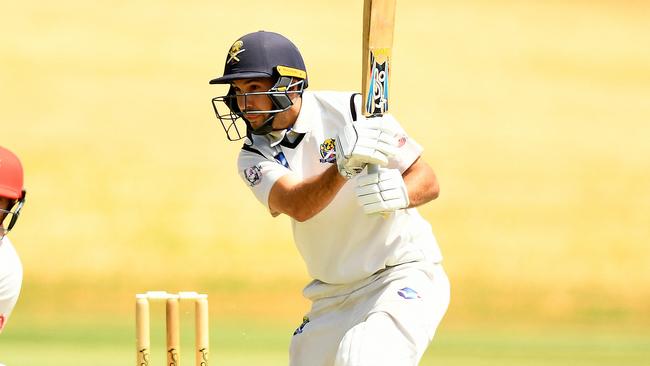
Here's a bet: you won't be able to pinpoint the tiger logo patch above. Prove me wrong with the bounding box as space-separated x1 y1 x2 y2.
319 138 336 163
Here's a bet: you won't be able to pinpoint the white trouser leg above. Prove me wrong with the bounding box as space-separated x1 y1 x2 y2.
290 263 450 366
334 264 450 366
334 311 415 366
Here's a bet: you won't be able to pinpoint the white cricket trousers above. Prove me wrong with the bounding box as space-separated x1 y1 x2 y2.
289 261 450 366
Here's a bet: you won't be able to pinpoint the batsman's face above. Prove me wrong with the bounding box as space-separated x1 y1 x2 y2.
231 78 275 129
0 197 9 210
0 197 9 234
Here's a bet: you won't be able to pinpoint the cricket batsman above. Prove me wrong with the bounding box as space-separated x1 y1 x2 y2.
209 31 450 365
0 146 26 335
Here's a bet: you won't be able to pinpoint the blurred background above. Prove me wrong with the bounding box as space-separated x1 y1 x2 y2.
1 0 649 365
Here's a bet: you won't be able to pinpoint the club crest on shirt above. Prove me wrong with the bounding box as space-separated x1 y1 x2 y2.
397 287 421 300
319 138 336 163
244 165 262 186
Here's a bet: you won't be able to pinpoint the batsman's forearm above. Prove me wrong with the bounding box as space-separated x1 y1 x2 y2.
402 158 439 208
270 164 347 222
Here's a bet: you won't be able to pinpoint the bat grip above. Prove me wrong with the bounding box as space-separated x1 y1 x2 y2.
365 113 382 176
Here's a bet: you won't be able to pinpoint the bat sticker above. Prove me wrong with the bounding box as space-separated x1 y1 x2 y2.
365 49 390 115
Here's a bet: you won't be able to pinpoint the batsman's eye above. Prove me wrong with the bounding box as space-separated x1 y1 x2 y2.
248 84 264 92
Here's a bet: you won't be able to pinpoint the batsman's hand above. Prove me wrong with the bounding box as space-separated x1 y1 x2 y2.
355 168 410 215
335 116 400 179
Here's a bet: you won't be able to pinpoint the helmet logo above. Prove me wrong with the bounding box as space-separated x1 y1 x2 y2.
227 40 246 65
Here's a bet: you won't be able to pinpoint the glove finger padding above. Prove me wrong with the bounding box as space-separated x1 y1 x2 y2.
358 117 401 137
356 124 399 158
355 137 399 163
335 116 400 179
355 168 410 215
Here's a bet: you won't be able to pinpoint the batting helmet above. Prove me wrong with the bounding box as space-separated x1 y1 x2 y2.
0 146 25 237
209 30 308 87
0 146 24 200
210 31 308 140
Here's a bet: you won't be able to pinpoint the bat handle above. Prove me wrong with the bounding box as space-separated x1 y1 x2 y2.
366 163 389 218
367 163 379 174
365 114 382 176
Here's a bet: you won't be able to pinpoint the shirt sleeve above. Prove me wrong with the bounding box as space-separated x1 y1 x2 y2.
238 149 292 211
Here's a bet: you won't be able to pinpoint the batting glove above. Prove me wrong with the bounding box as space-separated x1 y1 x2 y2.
355 168 410 215
335 116 399 179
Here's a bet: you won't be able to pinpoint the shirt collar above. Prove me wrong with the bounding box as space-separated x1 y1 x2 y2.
291 91 316 134
267 130 286 147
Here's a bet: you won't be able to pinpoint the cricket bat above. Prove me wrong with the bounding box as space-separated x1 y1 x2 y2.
362 0 397 174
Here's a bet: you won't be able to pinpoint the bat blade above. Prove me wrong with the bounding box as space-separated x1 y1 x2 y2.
362 0 397 117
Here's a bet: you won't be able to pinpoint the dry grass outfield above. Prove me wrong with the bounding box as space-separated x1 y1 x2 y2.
1 1 649 329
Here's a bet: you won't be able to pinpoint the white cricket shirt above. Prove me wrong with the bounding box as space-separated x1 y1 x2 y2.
0 236 22 332
237 91 443 284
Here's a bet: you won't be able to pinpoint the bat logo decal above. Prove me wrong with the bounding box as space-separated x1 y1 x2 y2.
365 49 390 115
